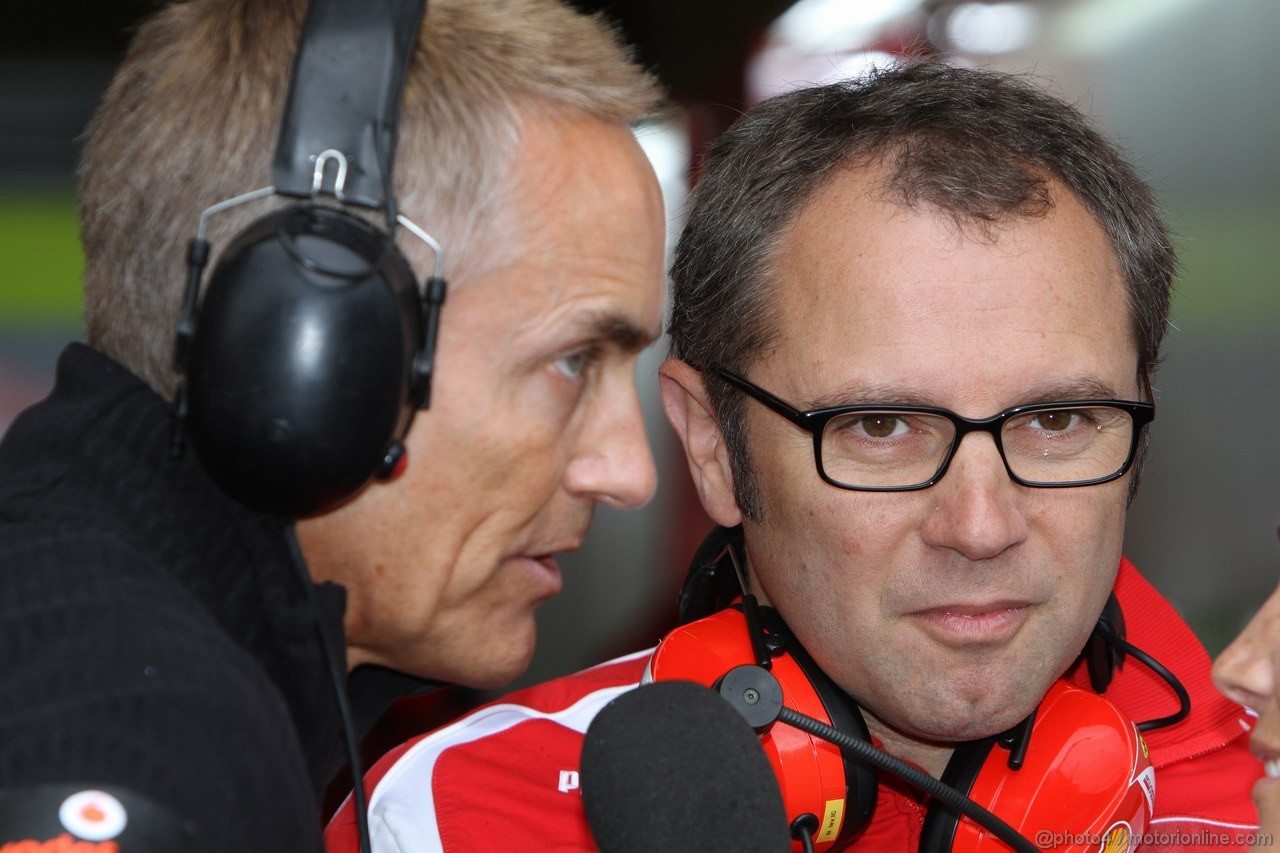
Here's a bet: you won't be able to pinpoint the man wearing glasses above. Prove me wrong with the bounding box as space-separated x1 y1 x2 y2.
328 63 1261 851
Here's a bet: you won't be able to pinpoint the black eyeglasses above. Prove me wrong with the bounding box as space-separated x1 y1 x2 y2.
715 369 1154 492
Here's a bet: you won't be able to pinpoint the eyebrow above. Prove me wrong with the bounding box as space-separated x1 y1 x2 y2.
574 310 663 354
803 376 1128 411
1013 377 1129 404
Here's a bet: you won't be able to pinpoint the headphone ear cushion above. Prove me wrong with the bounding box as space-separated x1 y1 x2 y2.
649 608 878 851
186 204 423 516
677 525 747 625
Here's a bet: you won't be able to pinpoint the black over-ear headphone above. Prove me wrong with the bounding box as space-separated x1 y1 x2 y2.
171 0 442 519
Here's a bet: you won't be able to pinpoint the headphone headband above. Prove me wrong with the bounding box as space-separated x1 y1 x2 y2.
273 0 426 207
172 0 441 519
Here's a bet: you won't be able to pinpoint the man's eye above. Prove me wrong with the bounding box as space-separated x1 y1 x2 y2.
853 414 909 439
1028 410 1082 432
553 347 598 379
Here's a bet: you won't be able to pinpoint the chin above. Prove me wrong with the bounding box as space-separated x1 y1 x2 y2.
459 655 535 690
942 708 1029 742
945 658 1065 736
900 688 1042 744
442 622 540 690
897 714 1010 745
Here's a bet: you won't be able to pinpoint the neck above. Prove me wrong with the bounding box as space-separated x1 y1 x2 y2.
861 708 957 780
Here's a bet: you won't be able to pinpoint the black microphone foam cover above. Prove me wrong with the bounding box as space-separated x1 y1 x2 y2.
581 680 791 853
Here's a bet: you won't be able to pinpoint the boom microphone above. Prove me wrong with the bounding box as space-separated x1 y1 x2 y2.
581 680 792 853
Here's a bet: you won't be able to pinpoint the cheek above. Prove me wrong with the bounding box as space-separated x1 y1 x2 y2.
504 447 571 506
1027 481 1126 558
751 493 908 625
746 419 810 491
750 447 929 605
754 429 898 537
437 388 575 494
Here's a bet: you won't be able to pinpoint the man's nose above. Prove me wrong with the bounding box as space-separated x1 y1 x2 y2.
920 432 1028 560
564 383 658 510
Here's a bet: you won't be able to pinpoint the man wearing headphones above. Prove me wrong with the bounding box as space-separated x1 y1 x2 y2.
328 63 1263 852
0 0 664 849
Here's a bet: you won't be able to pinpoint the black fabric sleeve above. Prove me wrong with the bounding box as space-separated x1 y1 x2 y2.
0 528 323 851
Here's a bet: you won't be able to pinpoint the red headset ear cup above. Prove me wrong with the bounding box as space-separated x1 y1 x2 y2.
920 680 1154 853
646 608 876 851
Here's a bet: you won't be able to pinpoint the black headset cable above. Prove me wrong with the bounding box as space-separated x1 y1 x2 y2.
776 706 1040 853
1096 627 1191 732
285 525 372 853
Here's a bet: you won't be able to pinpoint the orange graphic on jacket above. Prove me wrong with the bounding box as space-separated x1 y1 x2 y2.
0 833 120 852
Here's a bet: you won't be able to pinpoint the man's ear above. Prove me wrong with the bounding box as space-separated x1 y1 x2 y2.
658 359 743 527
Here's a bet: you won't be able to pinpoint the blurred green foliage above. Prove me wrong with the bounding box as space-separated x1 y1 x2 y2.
0 194 1274 336
1169 205 1280 336
0 193 84 323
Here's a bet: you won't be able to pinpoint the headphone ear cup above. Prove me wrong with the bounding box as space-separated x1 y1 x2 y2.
918 681 1153 853
648 608 876 851
185 204 423 516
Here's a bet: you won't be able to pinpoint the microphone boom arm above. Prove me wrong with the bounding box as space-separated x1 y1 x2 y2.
717 665 1040 853
775 707 1039 853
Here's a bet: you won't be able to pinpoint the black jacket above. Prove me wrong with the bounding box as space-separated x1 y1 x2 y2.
0 344 414 850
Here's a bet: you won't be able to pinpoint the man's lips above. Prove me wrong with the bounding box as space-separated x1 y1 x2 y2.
1251 730 1280 780
906 600 1033 646
1253 750 1280 803
514 554 565 596
514 539 584 596
525 542 583 567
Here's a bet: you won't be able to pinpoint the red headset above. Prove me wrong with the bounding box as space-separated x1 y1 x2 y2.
654 528 1156 853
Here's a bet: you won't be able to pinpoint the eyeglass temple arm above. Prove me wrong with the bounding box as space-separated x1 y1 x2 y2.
714 369 810 428
1140 365 1157 411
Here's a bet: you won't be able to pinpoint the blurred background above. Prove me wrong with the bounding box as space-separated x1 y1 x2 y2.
2 0 1276 695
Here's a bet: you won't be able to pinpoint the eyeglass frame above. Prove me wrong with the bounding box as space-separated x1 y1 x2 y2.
714 368 1156 492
